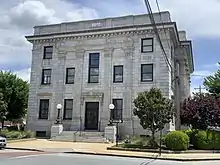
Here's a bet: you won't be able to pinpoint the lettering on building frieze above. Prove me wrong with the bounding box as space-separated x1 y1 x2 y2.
91 22 104 28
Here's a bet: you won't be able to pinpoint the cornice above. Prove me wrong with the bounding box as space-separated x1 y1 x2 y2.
28 28 173 44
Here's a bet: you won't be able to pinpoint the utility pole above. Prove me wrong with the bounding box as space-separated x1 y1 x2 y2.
194 85 206 95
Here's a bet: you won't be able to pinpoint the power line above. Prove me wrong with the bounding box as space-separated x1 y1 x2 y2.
155 0 171 49
143 0 174 73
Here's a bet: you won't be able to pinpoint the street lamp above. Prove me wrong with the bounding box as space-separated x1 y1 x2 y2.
109 103 123 147
55 104 62 124
108 104 115 125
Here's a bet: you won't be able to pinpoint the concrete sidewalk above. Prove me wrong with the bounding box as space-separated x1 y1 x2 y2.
7 139 220 161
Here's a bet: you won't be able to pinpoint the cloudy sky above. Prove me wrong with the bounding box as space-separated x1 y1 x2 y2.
0 0 219 93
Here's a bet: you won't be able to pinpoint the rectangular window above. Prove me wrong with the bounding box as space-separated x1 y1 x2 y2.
63 99 73 120
88 53 100 83
113 65 123 83
141 64 153 82
141 38 153 53
39 99 49 119
41 69 52 84
43 46 53 59
66 68 75 84
111 99 123 120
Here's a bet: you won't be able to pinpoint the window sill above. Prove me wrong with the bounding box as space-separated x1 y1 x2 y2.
38 118 49 120
141 51 154 53
63 119 72 121
140 81 153 84
43 58 52 60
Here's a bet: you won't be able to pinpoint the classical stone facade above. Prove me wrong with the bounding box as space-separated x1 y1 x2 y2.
26 11 194 137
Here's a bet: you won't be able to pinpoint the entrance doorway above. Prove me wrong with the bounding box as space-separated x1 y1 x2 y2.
84 102 99 130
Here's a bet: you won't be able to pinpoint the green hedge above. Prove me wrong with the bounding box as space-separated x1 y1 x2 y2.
193 130 220 150
0 129 35 139
165 131 189 151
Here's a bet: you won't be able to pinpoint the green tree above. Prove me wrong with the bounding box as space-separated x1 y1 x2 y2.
0 71 29 121
181 93 220 130
204 62 220 97
0 92 8 129
133 88 173 148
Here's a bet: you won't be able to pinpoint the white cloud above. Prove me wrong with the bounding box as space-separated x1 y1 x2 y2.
1 0 220 81
0 0 98 71
14 68 31 82
203 62 220 69
147 0 220 37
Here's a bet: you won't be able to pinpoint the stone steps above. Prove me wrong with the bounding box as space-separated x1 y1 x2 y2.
50 131 107 143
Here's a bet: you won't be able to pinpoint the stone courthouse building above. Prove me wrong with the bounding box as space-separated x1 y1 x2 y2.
26 11 194 137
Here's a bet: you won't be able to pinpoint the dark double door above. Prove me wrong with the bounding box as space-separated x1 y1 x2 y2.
85 102 99 130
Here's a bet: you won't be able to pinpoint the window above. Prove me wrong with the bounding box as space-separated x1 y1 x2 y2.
41 69 52 84
141 64 153 82
39 99 49 119
88 53 100 83
111 99 123 120
63 99 73 120
66 68 75 84
141 38 153 53
113 65 123 83
43 46 53 59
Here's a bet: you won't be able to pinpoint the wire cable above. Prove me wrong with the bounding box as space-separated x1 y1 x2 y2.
144 0 174 73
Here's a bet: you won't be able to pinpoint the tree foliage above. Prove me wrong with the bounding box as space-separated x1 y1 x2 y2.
133 88 173 144
0 71 29 121
204 62 220 97
181 93 220 130
0 92 8 120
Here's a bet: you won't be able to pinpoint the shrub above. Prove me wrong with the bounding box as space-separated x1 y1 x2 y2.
6 131 22 138
193 130 214 150
22 130 35 138
0 129 35 139
0 129 9 137
165 131 189 151
182 129 197 144
121 136 151 149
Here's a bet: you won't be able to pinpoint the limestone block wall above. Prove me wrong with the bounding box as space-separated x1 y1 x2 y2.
25 13 194 136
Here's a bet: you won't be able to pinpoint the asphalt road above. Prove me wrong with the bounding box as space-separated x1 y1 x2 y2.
1 151 220 165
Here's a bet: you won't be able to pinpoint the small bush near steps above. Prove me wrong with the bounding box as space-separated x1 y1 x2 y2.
165 131 189 151
0 129 35 139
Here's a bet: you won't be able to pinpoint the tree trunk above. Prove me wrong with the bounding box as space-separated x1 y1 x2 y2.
1 120 4 130
152 130 155 143
150 129 158 149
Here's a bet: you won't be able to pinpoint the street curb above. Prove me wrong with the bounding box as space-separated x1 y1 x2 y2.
63 151 220 162
5 147 44 152
7 138 37 143
107 147 220 154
